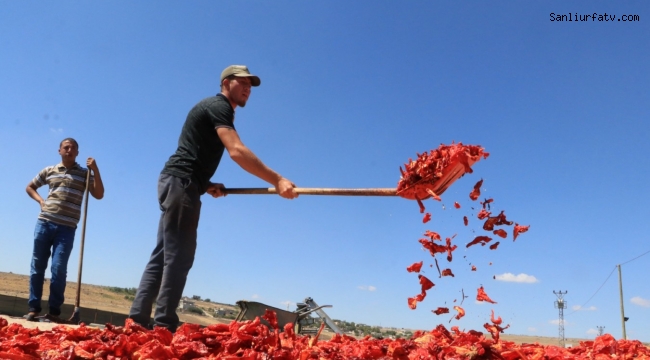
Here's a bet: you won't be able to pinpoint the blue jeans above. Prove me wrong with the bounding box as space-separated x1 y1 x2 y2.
28 219 76 316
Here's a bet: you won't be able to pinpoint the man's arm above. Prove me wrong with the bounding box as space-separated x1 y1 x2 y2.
216 127 297 199
86 158 105 199
26 182 45 210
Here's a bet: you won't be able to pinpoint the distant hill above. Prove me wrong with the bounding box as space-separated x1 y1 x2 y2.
0 271 236 327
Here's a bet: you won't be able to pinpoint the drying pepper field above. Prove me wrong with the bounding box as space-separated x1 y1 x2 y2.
1 314 649 359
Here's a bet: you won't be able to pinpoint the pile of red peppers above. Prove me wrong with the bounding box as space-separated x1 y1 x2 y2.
1 314 648 359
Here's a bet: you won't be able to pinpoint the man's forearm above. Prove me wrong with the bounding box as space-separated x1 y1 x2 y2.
26 185 44 207
90 169 105 199
230 146 283 186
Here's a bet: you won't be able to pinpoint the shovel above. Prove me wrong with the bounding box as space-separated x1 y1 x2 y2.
67 170 91 325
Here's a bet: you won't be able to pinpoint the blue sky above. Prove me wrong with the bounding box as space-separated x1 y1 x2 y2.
1 1 649 342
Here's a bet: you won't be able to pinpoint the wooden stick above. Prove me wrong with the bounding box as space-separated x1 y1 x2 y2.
222 187 398 196
69 170 90 323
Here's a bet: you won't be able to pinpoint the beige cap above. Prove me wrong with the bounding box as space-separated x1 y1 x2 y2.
220 65 261 87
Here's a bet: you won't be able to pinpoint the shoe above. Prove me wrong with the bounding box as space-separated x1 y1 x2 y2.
24 312 39 321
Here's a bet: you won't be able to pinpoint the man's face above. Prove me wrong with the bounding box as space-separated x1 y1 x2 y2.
58 140 79 161
225 76 252 108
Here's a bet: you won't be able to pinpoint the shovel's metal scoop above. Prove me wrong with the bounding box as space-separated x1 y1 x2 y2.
396 143 489 201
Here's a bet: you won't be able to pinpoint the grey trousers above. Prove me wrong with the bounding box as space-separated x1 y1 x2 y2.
129 173 201 331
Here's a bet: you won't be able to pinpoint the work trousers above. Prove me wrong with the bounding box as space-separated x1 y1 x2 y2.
28 219 76 316
129 173 201 332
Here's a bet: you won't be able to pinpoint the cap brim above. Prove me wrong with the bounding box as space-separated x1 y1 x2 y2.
234 74 261 87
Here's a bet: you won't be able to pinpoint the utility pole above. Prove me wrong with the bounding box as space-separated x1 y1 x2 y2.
596 326 605 337
553 290 568 347
618 264 627 340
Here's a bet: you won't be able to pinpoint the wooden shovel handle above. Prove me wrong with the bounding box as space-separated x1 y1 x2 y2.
222 187 398 196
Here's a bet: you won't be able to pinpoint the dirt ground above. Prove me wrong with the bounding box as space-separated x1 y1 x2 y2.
0 271 595 346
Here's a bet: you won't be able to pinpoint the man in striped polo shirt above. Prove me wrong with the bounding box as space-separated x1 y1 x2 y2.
24 138 104 322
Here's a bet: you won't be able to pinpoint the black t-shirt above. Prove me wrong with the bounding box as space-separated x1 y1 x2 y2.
161 94 235 194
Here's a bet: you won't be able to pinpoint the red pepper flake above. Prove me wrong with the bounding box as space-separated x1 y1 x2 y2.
454 202 461 209
432 307 449 315
419 238 447 257
466 236 492 248
453 305 466 320
513 223 530 241
484 322 510 342
416 197 426 213
483 211 512 231
489 242 500 250
419 275 435 292
469 179 483 201
406 261 423 273
422 213 431 223
477 209 491 220
476 285 497 304
408 291 427 309
490 309 503 325
407 297 418 310
441 269 455 277
424 230 441 240
445 237 457 262
492 229 507 238
471 265 477 271
463 216 468 226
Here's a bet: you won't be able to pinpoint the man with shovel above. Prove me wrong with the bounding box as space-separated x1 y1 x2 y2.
129 65 298 332
25 138 104 322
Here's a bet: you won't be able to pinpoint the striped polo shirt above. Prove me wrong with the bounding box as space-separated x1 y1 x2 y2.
32 162 94 228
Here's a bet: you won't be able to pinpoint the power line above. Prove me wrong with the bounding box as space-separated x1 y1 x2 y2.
567 248 650 317
620 249 650 266
566 266 616 316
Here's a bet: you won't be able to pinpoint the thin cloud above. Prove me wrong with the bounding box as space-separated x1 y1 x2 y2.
549 319 567 326
50 128 63 134
527 327 537 333
251 294 259 299
631 296 650 308
358 285 377 292
586 328 599 335
572 305 597 311
494 273 539 283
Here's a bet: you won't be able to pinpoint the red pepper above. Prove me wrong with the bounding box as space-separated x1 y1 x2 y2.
422 212 431 223
406 261 423 273
469 179 483 201
453 306 466 320
441 268 455 277
466 236 492 248
513 223 530 241
476 286 497 304
432 307 449 315
419 275 435 292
